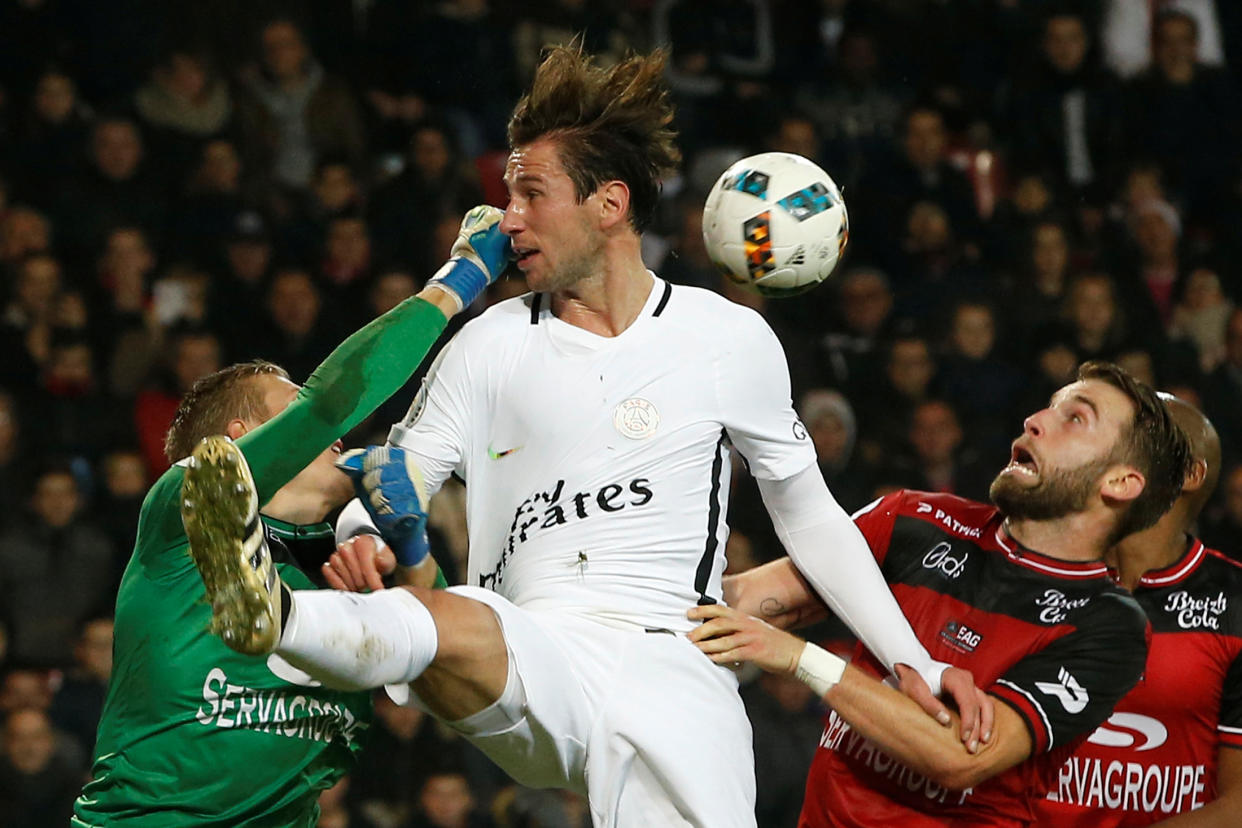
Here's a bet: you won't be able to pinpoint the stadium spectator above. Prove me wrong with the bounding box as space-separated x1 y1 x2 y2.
9 66 91 201
0 465 114 668
255 267 340 384
1202 462 1242 558
1203 308 1242 466
853 104 981 265
234 16 367 200
368 120 484 274
132 327 222 480
744 672 822 828
1121 9 1242 226
48 616 112 759
814 267 896 400
133 43 235 185
1005 8 1124 205
795 26 907 197
0 708 84 828
1168 265 1234 373
48 115 168 269
408 769 496 828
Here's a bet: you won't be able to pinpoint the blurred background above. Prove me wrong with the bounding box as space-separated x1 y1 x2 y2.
3 1 1242 825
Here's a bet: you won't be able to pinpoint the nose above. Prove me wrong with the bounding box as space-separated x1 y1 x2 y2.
499 204 522 236
1023 411 1045 437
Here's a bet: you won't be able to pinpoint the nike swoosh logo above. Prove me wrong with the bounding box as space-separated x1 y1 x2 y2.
488 444 523 460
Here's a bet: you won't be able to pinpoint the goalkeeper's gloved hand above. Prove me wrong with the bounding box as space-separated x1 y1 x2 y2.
336 446 431 567
426 204 512 311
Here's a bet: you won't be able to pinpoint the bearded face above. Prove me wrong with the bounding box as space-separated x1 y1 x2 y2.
989 452 1114 521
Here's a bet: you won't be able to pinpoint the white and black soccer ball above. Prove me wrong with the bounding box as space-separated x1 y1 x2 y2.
701 152 849 298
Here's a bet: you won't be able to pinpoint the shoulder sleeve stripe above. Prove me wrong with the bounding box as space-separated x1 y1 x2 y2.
653 280 672 317
1219 724 1242 735
851 496 884 520
994 679 1054 753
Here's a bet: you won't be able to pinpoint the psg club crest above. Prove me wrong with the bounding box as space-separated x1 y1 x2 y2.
613 398 660 440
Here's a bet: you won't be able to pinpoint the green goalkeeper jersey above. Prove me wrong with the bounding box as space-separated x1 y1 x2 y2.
74 296 448 827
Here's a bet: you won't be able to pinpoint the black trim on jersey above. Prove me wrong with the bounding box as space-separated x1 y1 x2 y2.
653 281 672 317
529 293 543 324
695 429 728 605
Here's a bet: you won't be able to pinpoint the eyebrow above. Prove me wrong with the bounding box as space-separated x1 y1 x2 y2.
506 172 546 186
1065 393 1099 419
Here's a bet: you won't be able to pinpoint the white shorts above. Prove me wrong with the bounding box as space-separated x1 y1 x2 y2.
415 585 757 828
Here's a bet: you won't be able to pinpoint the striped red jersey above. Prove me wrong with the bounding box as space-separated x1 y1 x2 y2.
1033 539 1242 825
799 490 1150 827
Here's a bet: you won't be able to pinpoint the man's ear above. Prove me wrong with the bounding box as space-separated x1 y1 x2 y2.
1182 457 1208 495
597 180 631 231
1101 465 1145 504
225 419 248 440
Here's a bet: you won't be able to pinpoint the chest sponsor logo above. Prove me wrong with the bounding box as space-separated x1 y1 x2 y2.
922 541 968 579
914 501 982 539
483 477 655 590
196 667 364 746
1088 712 1168 752
939 620 982 654
613 397 659 440
1035 666 1089 714
1034 588 1091 623
1047 750 1206 813
1162 590 1228 630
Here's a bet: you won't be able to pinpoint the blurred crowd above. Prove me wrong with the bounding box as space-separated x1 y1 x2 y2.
2 1 1242 826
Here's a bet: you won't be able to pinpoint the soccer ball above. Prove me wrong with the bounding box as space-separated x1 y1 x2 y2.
701 152 849 298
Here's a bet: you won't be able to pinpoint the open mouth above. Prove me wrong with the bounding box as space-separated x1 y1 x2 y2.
513 246 538 268
1004 444 1038 478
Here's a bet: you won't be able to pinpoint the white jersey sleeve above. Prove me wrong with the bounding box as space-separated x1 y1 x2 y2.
715 307 815 481
386 334 472 497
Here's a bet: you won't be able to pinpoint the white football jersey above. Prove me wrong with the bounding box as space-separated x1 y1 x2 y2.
390 276 815 632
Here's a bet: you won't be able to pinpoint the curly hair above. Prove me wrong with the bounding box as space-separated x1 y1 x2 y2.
507 44 680 234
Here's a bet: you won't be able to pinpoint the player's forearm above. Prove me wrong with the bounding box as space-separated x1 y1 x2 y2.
725 557 827 630
825 667 1013 790
393 555 444 589
242 296 449 499
758 469 938 683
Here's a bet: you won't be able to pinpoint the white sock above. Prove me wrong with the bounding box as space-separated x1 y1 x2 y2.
277 589 438 692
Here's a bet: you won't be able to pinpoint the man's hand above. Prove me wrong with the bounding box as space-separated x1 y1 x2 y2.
896 663 994 754
426 205 512 310
323 534 395 592
687 604 804 676
336 446 430 567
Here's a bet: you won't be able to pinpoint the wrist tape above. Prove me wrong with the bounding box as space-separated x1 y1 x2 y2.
795 642 847 697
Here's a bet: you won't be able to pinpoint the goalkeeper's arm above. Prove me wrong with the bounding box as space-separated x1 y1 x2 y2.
238 206 511 501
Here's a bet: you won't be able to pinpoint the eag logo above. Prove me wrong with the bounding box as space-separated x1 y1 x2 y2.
939 620 982 654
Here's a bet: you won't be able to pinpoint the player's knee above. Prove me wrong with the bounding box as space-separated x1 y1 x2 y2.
401 586 506 667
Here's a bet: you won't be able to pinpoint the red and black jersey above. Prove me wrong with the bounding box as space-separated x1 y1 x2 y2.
799 491 1150 828
1032 539 1242 826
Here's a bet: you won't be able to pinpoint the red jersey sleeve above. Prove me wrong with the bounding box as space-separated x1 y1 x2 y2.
850 491 904 567
990 591 1150 755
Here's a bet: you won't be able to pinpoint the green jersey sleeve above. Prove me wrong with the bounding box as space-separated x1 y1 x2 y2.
141 296 448 559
